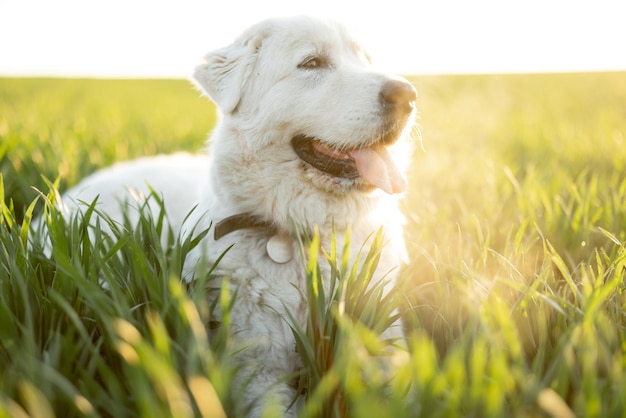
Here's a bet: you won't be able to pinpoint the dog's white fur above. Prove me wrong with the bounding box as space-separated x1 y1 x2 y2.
59 16 416 417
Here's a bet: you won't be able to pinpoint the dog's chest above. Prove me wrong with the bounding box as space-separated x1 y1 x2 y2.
204 231 310 316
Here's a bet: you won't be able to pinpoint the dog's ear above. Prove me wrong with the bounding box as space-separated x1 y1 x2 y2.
193 25 268 114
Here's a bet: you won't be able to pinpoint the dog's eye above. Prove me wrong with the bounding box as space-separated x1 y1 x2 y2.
298 56 328 69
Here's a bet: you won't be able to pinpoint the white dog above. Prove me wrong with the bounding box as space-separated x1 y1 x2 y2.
58 16 417 417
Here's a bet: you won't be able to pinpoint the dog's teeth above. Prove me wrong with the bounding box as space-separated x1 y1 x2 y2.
313 141 350 160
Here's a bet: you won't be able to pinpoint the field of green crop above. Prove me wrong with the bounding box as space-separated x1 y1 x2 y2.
1 72 625 417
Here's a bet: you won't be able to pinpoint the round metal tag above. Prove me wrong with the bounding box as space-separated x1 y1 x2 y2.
266 233 294 264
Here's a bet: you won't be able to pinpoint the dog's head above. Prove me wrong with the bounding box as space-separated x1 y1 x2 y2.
193 16 417 227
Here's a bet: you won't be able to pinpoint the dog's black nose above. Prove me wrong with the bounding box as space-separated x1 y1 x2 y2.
380 79 417 114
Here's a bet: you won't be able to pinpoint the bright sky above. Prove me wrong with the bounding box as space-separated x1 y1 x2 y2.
1 0 625 77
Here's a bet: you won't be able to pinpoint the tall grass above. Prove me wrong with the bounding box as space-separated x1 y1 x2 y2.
1 73 626 417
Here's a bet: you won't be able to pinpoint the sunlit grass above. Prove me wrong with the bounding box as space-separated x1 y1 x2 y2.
1 73 626 417
0 78 214 220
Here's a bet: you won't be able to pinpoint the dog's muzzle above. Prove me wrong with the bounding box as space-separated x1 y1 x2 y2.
291 79 415 195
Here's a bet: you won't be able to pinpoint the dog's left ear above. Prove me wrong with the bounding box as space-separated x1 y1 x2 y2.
193 24 268 114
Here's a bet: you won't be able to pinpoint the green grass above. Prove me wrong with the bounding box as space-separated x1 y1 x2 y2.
1 72 626 417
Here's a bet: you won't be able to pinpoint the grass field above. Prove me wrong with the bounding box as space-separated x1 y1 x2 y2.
1 72 626 417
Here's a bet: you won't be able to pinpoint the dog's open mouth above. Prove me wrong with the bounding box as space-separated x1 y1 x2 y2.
291 134 407 194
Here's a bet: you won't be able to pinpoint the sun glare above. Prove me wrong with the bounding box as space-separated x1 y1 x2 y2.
1 0 625 77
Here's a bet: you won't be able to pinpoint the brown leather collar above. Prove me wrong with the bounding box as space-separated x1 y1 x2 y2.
213 213 275 240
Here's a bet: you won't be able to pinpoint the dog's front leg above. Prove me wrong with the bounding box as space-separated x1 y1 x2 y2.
232 323 302 418
223 266 305 418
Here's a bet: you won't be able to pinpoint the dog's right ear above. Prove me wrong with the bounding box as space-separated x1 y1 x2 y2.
193 25 268 114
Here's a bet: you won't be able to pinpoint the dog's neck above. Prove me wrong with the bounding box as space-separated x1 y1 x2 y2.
213 213 275 240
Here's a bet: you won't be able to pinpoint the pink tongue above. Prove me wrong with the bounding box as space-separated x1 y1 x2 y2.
348 147 407 194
